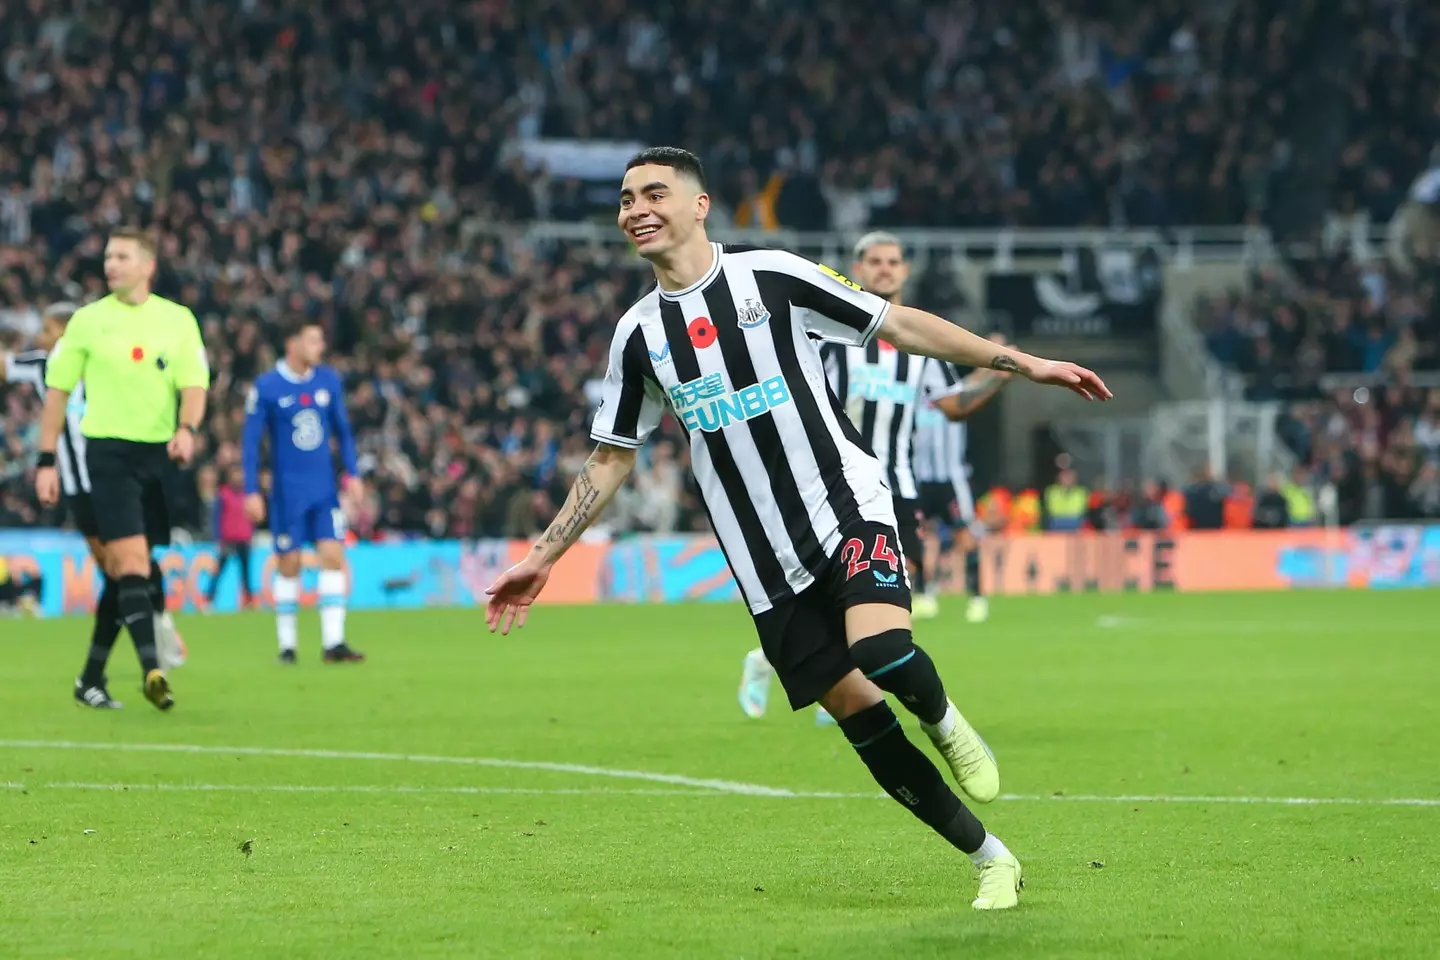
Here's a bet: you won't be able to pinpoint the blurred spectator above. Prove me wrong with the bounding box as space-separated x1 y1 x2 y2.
1183 468 1227 531
1253 474 1290 529
209 466 255 607
1043 467 1087 531
1130 479 1169 530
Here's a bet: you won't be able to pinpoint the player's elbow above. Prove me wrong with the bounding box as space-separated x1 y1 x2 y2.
877 305 927 354
937 396 972 422
593 442 638 474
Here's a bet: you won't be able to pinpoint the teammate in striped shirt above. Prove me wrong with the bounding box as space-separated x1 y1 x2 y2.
818 232 1009 619
4 302 185 708
748 233 992 723
485 147 1110 911
912 333 1012 623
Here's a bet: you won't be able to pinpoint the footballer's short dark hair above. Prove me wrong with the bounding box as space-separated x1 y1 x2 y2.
283 316 323 342
625 147 707 191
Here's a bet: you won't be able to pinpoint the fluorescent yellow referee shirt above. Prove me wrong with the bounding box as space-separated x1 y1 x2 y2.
44 294 210 443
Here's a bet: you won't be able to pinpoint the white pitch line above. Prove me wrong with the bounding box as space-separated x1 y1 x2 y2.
0 739 798 797
2 780 1436 807
24 781 721 798
1002 792 1440 808
2 741 1435 808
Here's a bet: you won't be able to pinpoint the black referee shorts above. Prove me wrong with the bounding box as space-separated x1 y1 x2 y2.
64 491 101 539
752 518 912 710
85 439 173 547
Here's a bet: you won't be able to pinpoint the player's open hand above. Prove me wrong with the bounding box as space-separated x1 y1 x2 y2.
485 554 552 635
244 493 266 524
1023 359 1112 401
35 466 59 506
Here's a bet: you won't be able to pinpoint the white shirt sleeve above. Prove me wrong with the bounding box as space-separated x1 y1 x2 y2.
752 250 891 347
590 321 666 450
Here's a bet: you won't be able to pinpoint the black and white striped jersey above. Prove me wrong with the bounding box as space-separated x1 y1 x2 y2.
4 349 90 496
822 341 953 501
591 243 897 614
912 360 971 498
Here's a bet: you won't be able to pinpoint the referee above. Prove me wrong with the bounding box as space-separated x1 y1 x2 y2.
36 227 209 711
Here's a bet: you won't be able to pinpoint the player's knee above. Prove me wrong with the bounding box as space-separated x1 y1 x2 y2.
106 539 149 578
818 670 886 721
849 628 916 682
316 541 345 570
275 554 302 578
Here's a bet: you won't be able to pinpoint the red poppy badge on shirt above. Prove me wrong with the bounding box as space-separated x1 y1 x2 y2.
131 346 144 361
688 316 717 349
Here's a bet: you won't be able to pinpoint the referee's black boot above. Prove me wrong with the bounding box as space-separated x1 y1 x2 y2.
143 669 174 711
74 678 122 709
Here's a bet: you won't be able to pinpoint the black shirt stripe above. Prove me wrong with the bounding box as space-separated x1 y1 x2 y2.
657 296 793 604
704 273 826 579
756 272 865 531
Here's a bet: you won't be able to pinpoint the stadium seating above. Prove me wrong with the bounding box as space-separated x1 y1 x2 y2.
2 0 1438 535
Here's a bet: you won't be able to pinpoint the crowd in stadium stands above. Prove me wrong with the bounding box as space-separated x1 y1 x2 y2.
1329 1 1440 227
1196 247 1440 524
3 0 1440 537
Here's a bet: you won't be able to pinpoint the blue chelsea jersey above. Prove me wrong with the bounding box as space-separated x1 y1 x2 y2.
241 361 357 506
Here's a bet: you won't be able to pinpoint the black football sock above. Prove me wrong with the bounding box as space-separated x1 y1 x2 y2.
849 629 948 725
80 577 123 688
837 702 986 854
148 560 166 613
965 548 982 597
118 574 160 674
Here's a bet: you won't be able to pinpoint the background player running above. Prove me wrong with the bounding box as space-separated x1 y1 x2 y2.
739 231 989 723
242 319 365 664
912 332 1012 623
486 147 1111 911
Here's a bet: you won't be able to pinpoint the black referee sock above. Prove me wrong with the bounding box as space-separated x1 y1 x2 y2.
849 629 948 725
80 577 122 689
118 574 160 675
965 548 982 597
837 702 986 854
148 560 166 613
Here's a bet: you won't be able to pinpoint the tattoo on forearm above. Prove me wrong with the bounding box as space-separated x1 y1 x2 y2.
990 354 1021 374
534 456 604 556
977 375 1006 396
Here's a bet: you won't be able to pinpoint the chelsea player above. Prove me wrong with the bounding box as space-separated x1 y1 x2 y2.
242 318 365 664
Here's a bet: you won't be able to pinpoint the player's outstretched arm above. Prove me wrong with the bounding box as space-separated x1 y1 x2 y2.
485 442 637 634
880 306 1112 401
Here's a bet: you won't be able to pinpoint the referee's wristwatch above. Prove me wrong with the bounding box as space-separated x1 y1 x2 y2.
176 423 200 436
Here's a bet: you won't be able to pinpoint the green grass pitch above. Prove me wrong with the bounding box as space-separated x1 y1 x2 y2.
2 591 1438 959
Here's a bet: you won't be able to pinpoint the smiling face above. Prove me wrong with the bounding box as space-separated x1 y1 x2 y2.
617 163 710 260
